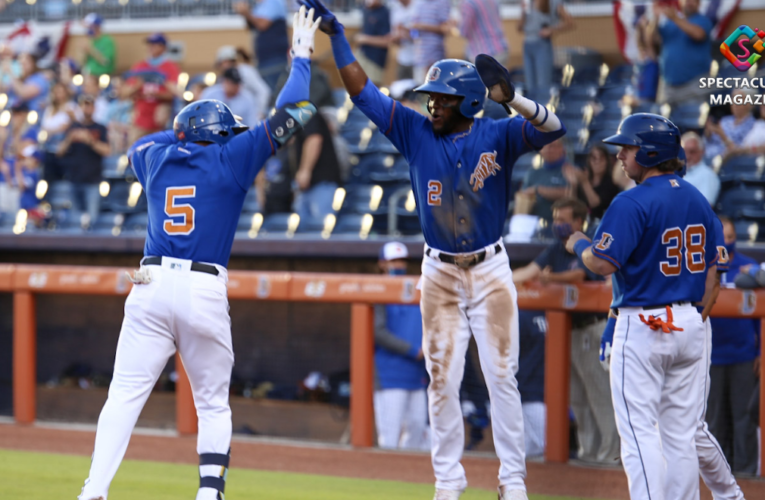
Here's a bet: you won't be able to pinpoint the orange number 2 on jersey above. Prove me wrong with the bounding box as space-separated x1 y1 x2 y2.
660 225 706 276
164 186 196 235
428 181 442 206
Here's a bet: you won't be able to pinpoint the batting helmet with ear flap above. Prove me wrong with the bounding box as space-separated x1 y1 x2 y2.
413 59 487 118
603 113 683 168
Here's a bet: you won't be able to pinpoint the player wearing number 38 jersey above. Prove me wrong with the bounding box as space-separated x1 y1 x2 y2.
566 113 719 500
78 7 321 500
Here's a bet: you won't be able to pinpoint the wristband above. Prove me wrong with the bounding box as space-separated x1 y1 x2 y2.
330 32 356 69
573 238 590 259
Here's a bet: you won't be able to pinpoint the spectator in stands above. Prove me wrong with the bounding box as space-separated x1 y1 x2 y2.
78 74 109 126
518 137 570 223
200 67 262 126
105 76 133 155
649 0 712 105
681 131 719 205
515 309 546 458
81 13 116 77
121 33 180 144
1 101 38 161
7 52 50 113
292 112 342 220
519 0 574 97
460 0 508 65
390 0 416 79
272 56 334 109
513 198 618 464
708 215 760 474
632 15 659 105
0 158 18 214
215 46 271 116
56 94 110 227
16 145 42 213
234 0 289 91
706 89 757 161
564 144 620 221
353 0 391 85
373 242 429 450
41 81 76 181
739 101 765 155
411 0 452 83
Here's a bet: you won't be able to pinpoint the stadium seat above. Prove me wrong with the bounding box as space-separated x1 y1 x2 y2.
332 213 372 236
734 219 759 242
598 84 630 103
261 213 300 236
339 184 381 214
48 181 74 210
604 64 634 85
92 212 125 234
123 212 149 233
242 188 259 213
332 89 349 107
237 212 261 234
295 215 326 234
717 185 765 218
104 180 147 214
55 210 86 232
719 155 765 179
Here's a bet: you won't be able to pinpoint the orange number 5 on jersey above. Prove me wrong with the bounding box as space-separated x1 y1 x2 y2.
164 186 196 235
428 181 442 206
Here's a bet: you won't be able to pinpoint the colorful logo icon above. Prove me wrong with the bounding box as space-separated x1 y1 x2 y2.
720 25 765 72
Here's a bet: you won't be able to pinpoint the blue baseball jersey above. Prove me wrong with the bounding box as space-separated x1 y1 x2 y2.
351 80 566 253
591 174 718 308
128 125 277 267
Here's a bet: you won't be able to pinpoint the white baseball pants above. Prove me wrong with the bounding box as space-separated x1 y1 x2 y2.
420 242 526 492
79 257 234 500
610 304 705 500
697 319 746 500
374 388 430 450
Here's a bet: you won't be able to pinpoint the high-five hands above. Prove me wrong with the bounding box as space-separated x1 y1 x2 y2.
291 5 322 59
298 0 344 36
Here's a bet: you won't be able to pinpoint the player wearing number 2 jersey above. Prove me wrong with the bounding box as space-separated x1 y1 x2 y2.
77 8 320 500
567 113 719 500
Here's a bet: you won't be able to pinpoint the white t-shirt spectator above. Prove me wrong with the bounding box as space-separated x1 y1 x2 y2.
742 119 765 150
391 0 416 68
684 160 720 205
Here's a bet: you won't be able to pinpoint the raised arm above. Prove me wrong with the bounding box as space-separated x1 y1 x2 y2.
274 6 320 108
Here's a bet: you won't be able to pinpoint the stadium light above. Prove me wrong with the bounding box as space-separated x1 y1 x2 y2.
358 128 372 151
336 107 348 125
183 91 194 102
0 93 7 108
0 111 11 127
117 155 129 174
599 63 610 87
99 74 110 88
99 181 110 197
532 154 542 169
12 209 27 235
698 103 710 128
72 0 82 4
26 0 36 4
710 60 719 78
127 182 142 208
332 187 345 212
178 72 189 91
384 155 394 168
248 213 263 239
748 62 758 78
72 74 84 86
405 190 416 212
286 213 300 238
359 214 373 240
204 72 217 87
321 214 336 240
380 87 390 96
37 130 47 143
748 223 759 242
35 180 48 200
369 185 383 211
660 103 671 119
712 155 723 174
27 110 38 125
119 0 128 5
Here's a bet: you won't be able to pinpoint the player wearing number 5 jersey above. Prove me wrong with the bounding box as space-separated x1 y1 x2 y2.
299 1 565 498
77 8 320 500
567 113 720 500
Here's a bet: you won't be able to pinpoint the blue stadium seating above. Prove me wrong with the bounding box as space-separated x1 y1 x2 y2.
242 188 259 213
124 212 149 233
237 212 260 233
333 214 369 235
92 212 125 234
295 216 326 234
48 182 74 210
719 155 763 179
717 185 765 218
261 213 297 235
604 64 634 85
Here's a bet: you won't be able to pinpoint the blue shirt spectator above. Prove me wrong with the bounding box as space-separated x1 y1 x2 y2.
658 11 712 86
234 0 290 90
8 53 50 114
200 68 263 126
357 0 391 82
412 0 451 81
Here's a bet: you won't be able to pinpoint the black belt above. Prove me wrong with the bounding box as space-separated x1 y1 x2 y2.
426 244 502 269
142 256 219 276
615 301 690 315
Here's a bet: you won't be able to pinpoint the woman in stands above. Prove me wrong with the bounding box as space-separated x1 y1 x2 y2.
41 82 77 182
564 144 621 221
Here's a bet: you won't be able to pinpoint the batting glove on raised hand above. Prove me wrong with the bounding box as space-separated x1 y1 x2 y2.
299 0 344 36
291 5 322 59
475 53 515 111
599 316 616 372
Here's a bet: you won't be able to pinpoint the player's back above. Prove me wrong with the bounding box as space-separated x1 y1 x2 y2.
606 174 717 307
139 142 247 267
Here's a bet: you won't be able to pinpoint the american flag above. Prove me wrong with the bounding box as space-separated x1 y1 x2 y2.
613 0 742 63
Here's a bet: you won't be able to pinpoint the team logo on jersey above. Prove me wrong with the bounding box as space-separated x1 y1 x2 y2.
595 233 614 251
669 179 680 188
717 245 730 265
427 67 441 82
469 151 501 192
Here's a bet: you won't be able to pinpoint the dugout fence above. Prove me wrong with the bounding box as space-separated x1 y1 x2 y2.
1 264 763 470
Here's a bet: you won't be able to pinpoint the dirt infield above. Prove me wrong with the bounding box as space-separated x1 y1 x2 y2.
1 423 764 499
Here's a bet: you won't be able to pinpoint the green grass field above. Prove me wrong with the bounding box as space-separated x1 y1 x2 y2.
0 448 594 500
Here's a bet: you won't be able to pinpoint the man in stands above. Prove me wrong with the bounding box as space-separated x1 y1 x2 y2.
201 67 263 125
234 0 290 91
81 13 116 77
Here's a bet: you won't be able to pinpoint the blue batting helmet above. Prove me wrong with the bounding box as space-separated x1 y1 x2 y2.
173 99 248 145
414 59 487 118
603 113 683 168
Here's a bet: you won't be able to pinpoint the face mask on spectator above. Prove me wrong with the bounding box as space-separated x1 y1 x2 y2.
552 222 574 241
725 241 736 256
388 268 406 276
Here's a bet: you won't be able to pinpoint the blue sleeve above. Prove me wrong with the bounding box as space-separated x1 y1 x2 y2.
275 58 311 110
533 244 553 268
694 14 713 37
222 121 276 191
127 130 177 186
350 79 428 161
591 194 644 269
504 117 566 155
252 0 285 20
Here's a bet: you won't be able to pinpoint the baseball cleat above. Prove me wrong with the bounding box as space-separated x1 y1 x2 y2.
498 488 528 500
433 489 463 499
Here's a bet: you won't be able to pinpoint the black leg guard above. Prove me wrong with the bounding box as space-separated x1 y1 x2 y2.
199 451 230 500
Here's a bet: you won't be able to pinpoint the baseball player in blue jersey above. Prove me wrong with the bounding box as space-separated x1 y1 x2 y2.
77 8 320 500
597 159 745 499
299 2 565 498
566 113 720 500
